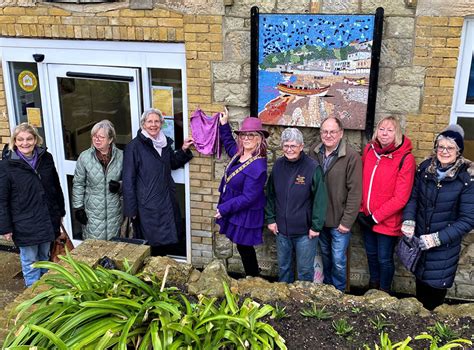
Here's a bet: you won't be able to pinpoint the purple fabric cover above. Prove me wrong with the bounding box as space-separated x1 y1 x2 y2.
190 108 221 157
216 123 267 246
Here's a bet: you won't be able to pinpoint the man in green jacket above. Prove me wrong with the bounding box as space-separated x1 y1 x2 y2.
266 128 327 283
310 117 362 291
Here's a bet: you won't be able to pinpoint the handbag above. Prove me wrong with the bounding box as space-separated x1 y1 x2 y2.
396 236 421 273
51 224 74 263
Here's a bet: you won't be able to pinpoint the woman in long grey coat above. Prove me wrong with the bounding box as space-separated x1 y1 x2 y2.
72 120 123 240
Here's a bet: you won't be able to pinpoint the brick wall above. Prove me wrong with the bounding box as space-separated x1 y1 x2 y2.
406 16 463 160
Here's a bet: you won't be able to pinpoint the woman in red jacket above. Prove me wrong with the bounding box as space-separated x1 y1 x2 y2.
358 116 416 293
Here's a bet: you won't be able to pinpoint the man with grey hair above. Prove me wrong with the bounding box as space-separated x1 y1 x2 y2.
310 117 362 292
265 128 327 283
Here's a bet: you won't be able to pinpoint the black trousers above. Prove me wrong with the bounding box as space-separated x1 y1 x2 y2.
236 244 260 277
416 279 448 310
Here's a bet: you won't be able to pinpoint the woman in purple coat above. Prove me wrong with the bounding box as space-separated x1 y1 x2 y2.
215 109 269 276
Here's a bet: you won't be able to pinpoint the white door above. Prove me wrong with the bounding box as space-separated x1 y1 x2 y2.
46 64 141 242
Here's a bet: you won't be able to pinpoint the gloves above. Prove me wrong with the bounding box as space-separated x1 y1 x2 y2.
401 220 416 240
419 232 441 251
109 180 121 194
75 208 88 225
357 212 376 229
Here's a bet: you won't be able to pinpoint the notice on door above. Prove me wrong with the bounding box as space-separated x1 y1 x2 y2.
18 70 38 92
27 107 42 127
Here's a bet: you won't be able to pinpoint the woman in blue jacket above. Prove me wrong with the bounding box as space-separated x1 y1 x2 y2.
123 108 193 256
402 125 474 310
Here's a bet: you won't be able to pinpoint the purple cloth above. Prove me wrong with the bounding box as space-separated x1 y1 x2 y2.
216 123 267 246
15 147 38 169
190 109 221 158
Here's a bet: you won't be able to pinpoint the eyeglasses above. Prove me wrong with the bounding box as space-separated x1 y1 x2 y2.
239 132 258 140
436 145 457 154
320 129 341 137
93 134 107 141
282 144 302 151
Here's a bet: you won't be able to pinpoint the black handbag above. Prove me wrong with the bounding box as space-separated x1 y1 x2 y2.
396 236 421 273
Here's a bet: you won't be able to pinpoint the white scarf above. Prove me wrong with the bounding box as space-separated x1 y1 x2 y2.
141 129 167 156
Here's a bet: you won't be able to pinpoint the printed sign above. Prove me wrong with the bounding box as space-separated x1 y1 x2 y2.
18 70 38 92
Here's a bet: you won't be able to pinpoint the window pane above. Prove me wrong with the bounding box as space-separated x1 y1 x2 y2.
9 62 46 144
457 117 474 160
149 68 183 148
466 54 474 105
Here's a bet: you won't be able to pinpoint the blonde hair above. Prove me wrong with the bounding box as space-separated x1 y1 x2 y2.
371 116 403 147
9 122 43 150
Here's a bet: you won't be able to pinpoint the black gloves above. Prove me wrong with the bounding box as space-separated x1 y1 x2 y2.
357 212 376 229
75 208 88 225
109 180 121 194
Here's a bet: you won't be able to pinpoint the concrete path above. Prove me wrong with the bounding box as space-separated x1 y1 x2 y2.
0 249 26 312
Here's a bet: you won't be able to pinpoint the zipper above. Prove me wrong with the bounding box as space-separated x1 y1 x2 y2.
367 155 380 215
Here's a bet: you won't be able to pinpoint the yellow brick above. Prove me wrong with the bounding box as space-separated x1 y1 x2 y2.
37 24 44 37
431 26 449 37
143 27 151 40
199 69 211 79
0 16 16 24
185 33 196 41
417 17 448 26
448 17 464 27
426 67 456 77
120 9 144 17
16 16 39 24
201 165 212 173
196 33 222 43
144 9 171 17
199 86 212 95
159 27 167 41
211 43 223 52
158 18 184 27
430 38 446 47
424 77 439 87
66 25 74 38
120 26 128 40
38 16 61 25
447 27 461 37
167 28 176 41
439 78 454 87
446 38 460 48
424 87 453 96
209 24 222 34
437 96 453 105
73 25 81 38
432 48 458 58
436 115 449 124
4 7 26 15
51 24 59 37
415 26 430 37
184 15 197 24
44 24 51 36
170 11 183 18
135 27 144 40
187 77 211 86
112 26 120 40
25 7 49 16
195 15 222 24
48 8 71 16
191 236 202 243
190 179 201 187
423 96 438 105
132 17 157 27
29 24 37 36
414 47 428 57
191 208 202 216
109 17 132 26
191 201 212 209
84 17 108 26
190 194 202 201
187 60 210 69
89 25 97 39
191 222 202 230
184 23 209 33
176 28 184 41
186 42 211 51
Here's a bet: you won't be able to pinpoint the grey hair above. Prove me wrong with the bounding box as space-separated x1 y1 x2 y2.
140 108 164 127
321 116 343 131
281 128 304 146
91 119 116 143
436 135 459 151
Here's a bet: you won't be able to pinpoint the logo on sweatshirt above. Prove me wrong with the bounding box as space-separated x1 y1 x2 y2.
295 175 306 185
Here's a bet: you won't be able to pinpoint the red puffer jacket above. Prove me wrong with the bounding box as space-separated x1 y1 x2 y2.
360 136 416 236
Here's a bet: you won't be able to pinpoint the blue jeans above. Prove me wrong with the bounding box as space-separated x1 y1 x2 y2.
19 242 51 287
362 227 398 291
319 227 351 291
276 233 317 283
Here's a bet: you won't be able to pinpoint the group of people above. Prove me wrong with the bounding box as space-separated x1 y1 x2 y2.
0 110 472 311
218 112 473 311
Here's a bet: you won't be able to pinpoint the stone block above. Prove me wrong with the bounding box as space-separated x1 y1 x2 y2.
226 0 275 18
224 31 250 62
213 82 249 106
385 16 415 38
380 38 414 67
376 85 421 114
212 62 242 82
224 17 246 31
361 0 414 15
275 0 311 13
392 66 426 86
130 0 153 9
321 0 359 13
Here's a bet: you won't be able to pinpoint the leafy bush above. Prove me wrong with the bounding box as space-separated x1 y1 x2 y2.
3 252 286 349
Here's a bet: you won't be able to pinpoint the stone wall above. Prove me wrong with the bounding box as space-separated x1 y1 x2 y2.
0 0 472 299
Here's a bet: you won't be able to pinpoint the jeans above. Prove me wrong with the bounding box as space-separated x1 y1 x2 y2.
19 242 52 287
362 227 398 291
276 233 317 283
319 227 351 291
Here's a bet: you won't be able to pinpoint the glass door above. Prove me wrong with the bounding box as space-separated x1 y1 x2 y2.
46 64 141 242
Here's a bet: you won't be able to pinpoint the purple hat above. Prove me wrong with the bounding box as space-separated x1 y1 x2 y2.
234 117 270 138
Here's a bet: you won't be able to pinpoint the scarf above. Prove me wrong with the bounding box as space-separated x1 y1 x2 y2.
141 129 167 156
371 140 397 155
95 147 112 171
190 108 221 158
15 147 38 169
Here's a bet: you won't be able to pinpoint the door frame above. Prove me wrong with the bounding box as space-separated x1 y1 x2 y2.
0 38 192 262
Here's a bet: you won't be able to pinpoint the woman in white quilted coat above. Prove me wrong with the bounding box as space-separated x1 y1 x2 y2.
72 120 123 240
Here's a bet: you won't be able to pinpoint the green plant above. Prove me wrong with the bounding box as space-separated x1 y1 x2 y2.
364 331 413 350
415 332 472 350
427 322 460 343
3 252 287 350
369 314 394 331
300 304 333 320
332 318 354 336
351 307 362 314
272 303 289 320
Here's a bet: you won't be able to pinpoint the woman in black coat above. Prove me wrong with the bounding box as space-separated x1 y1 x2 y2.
122 108 193 256
0 123 65 287
402 125 474 310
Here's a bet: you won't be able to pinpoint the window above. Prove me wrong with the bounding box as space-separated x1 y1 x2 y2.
451 18 474 160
